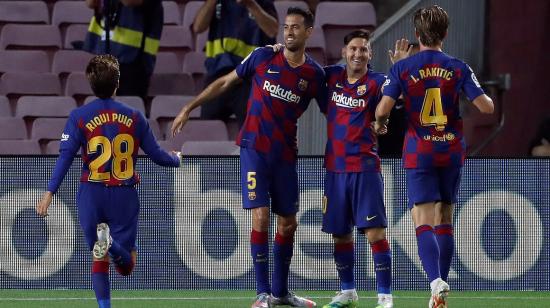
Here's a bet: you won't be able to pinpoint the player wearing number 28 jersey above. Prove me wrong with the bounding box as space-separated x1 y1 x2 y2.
37 55 180 308
375 5 493 308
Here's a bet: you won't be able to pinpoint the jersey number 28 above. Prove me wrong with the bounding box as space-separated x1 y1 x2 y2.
87 134 134 181
420 88 447 131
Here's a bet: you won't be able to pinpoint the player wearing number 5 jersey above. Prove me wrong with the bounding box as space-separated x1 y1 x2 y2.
375 5 494 308
36 55 181 308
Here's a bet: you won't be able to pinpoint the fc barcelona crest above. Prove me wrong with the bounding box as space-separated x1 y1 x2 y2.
248 192 256 201
357 84 367 96
298 79 308 91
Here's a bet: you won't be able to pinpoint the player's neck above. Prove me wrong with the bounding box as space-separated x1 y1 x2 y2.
346 68 367 84
284 49 306 68
419 42 443 52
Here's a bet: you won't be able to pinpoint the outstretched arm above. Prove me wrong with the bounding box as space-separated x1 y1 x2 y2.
374 96 396 135
472 94 494 114
239 0 278 38
171 70 242 136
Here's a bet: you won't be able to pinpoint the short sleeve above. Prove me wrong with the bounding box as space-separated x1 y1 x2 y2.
462 64 485 101
382 64 402 100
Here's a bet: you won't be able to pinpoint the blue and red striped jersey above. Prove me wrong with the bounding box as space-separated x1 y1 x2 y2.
47 98 179 193
383 50 485 168
324 64 386 172
235 48 326 162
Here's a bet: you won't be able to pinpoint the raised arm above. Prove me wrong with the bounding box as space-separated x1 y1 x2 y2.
472 94 494 114
171 70 242 136
192 0 216 34
239 0 278 38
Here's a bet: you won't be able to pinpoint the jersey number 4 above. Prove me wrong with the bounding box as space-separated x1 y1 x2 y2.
420 88 447 131
88 134 134 181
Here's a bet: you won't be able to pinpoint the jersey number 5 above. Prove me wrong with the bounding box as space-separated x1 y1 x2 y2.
88 134 134 181
420 88 447 131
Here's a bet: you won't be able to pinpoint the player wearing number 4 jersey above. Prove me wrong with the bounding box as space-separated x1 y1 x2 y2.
375 5 494 308
36 55 181 308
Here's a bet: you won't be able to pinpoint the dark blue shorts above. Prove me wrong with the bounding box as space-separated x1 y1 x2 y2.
77 182 139 252
240 147 299 216
406 166 462 209
322 171 387 235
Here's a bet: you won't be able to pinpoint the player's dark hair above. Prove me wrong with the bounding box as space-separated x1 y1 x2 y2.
413 5 449 47
86 54 120 99
344 29 371 45
287 7 314 28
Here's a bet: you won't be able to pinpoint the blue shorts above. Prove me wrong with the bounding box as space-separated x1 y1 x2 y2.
240 147 299 216
77 182 139 252
406 166 462 209
322 171 387 235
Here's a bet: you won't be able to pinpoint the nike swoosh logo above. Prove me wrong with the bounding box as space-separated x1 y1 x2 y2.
335 83 343 88
366 215 377 221
267 69 279 74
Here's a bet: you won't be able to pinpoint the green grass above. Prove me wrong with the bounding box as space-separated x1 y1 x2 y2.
1 290 549 307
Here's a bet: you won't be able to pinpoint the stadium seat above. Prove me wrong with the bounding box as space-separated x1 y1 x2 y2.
182 51 206 90
30 118 67 144
0 117 27 140
0 25 62 50
84 96 147 116
0 72 62 97
163 1 182 25
181 141 239 155
0 140 41 154
65 72 93 100
159 25 194 62
150 95 200 121
52 1 94 28
0 50 50 74
182 1 206 50
195 31 207 52
314 1 376 63
306 28 327 66
64 24 88 49
159 119 229 151
52 50 93 76
44 140 61 155
155 52 182 74
0 1 49 25
274 1 309 21
0 96 11 117
16 96 76 119
148 73 195 96
148 119 163 140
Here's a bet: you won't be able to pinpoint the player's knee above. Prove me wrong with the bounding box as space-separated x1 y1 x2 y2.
332 233 353 244
115 262 135 276
277 221 297 237
366 227 386 243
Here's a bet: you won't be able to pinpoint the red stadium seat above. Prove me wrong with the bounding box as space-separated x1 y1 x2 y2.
45 140 61 155
0 25 62 50
195 31 207 52
0 117 27 140
159 25 194 62
16 96 76 119
150 95 200 121
0 96 11 117
306 28 327 66
0 50 50 74
30 117 67 143
314 1 376 63
159 119 229 151
148 73 195 96
64 24 88 49
52 1 94 27
65 72 93 100
181 140 239 155
182 51 206 89
0 72 62 97
52 50 93 76
0 1 49 25
155 52 182 74
0 140 41 154
274 1 309 22
182 1 206 50
163 1 182 25
84 96 147 116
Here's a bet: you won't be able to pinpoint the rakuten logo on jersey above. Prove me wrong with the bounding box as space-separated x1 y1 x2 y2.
263 80 301 104
332 92 366 108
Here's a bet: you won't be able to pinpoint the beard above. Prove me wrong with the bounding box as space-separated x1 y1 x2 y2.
285 41 302 52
